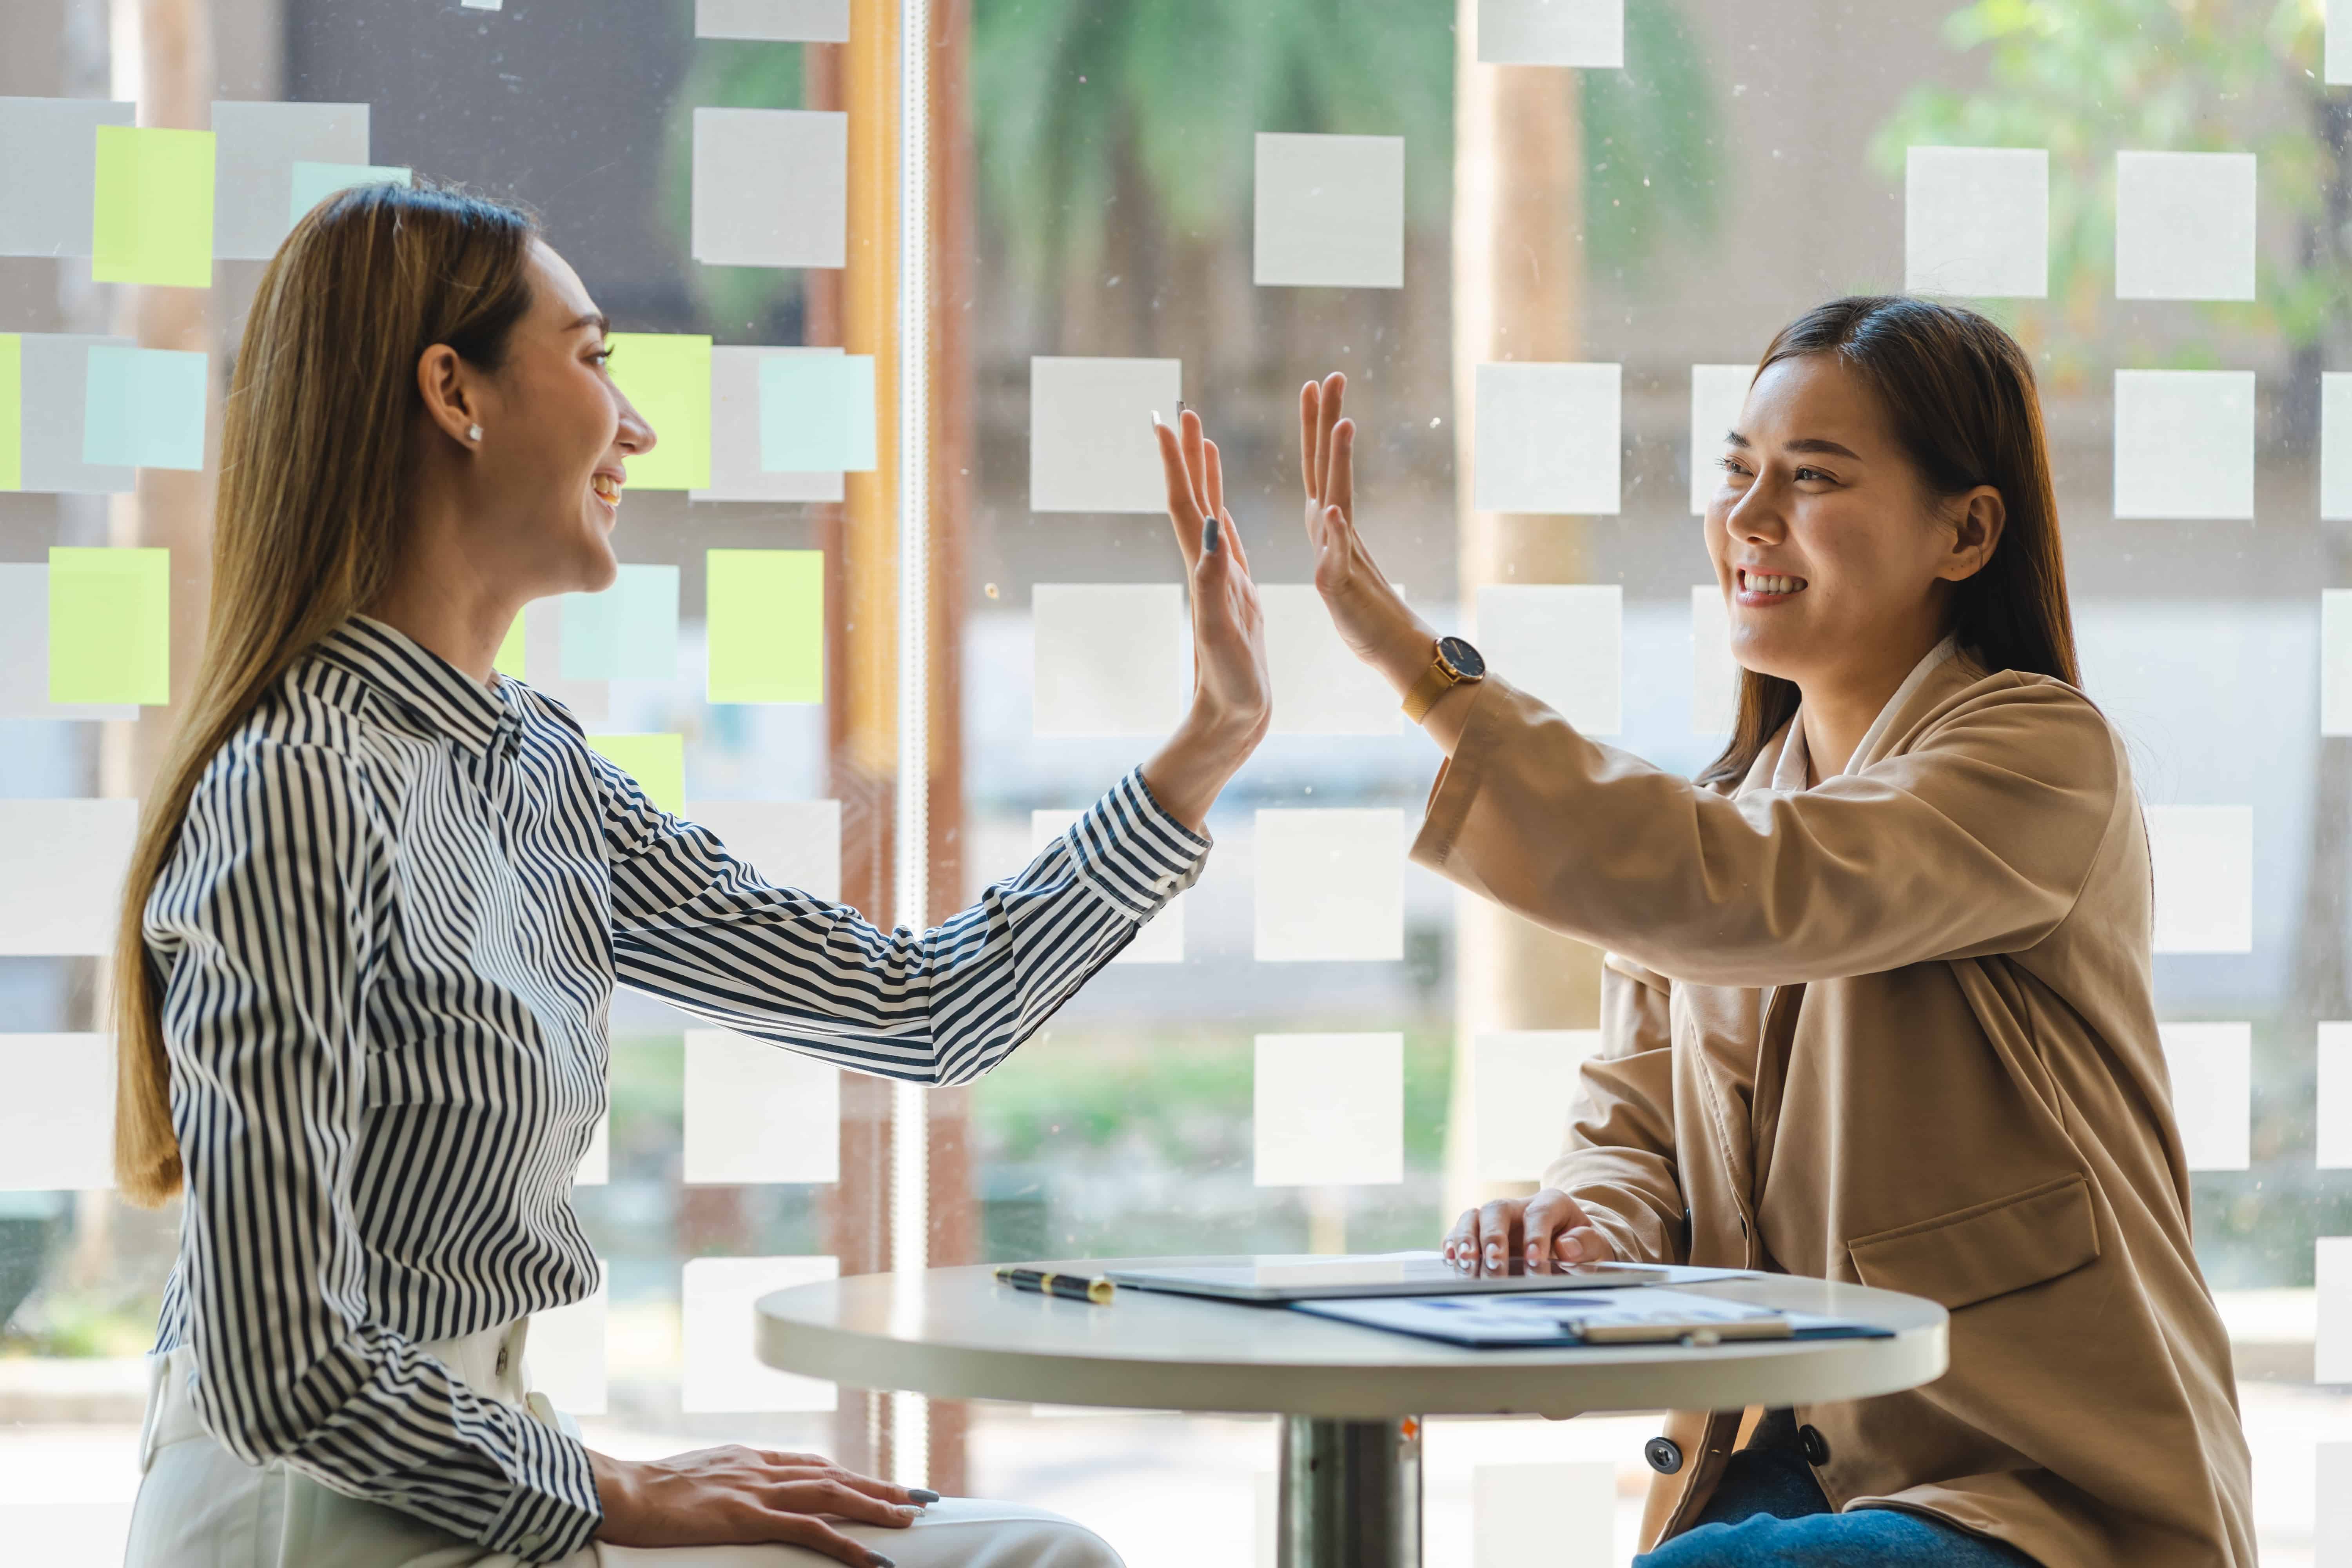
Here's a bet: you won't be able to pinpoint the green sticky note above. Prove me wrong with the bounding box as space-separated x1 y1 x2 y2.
289 161 413 226
0 334 20 492
588 733 685 816
92 126 214 289
49 546 170 706
605 333 711 491
495 609 528 679
706 548 823 704
563 564 679 680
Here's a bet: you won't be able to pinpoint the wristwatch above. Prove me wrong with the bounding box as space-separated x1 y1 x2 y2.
1401 635 1486 723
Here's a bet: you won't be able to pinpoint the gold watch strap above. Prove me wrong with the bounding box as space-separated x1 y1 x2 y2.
1401 651 1460 724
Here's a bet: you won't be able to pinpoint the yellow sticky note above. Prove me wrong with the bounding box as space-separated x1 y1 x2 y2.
706 549 823 704
0 334 20 492
92 126 215 289
606 333 711 491
589 733 685 815
49 546 170 706
495 610 527 679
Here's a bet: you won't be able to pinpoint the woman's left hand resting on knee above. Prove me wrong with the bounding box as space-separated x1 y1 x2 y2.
588 1445 929 1564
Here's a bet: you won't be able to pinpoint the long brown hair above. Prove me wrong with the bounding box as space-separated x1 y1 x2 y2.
1697 295 2082 789
111 183 540 1206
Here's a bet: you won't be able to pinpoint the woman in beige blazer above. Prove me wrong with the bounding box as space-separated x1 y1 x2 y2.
1297 297 2254 1567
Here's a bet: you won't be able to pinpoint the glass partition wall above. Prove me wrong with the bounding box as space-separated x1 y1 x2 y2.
3 0 2351 1562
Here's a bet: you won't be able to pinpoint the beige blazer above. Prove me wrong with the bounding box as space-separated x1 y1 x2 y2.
1410 649 2254 1567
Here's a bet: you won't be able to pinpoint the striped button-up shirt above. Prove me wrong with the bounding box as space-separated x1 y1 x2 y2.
141 613 1207 1561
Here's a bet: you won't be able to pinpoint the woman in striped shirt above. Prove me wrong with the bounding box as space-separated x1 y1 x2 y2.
111 182 1269 1568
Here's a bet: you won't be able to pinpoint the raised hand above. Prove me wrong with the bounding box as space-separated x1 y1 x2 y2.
1299 373 1438 684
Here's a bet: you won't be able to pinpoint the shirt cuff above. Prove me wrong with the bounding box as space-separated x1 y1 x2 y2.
477 1416 603 1563
1063 767 1213 920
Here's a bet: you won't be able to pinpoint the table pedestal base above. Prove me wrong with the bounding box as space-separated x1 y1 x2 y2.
1277 1415 1421 1567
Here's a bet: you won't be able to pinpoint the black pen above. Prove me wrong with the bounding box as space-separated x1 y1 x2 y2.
994 1265 1115 1305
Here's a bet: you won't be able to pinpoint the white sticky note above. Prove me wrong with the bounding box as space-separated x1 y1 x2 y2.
2115 151 2256 301
461 0 501 10
1903 147 2049 299
2325 593 2352 737
681 1255 838 1412
2112 370 2254 521
1262 583 1400 736
0 566 136 720
1689 364 1750 515
1255 1473 1278 1568
1477 0 1623 67
1476 585 1621 734
574 1114 609 1187
684 799 842 902
1035 810 1181 962
2322 1444 2352 1563
1254 1033 1403 1186
0 1035 114 1191
696 0 850 40
1031 584 1188 736
697 346 846 504
683 1028 842 1185
0 99 134 258
2321 1024 2352 1170
527 1261 607 1415
521 597 608 722
1691 584 1736 735
210 101 369 260
0 800 138 956
1254 809 1403 963
2325 375 2352 522
1472 1031 1598 1183
18 334 136 495
2334 0 2352 85
1474 1463 1615 1568
692 108 848 269
2146 804 2252 954
1254 133 1405 289
1029 357 1180 514
1474 362 1621 515
2159 1022 2249 1171
2319 1237 2352 1383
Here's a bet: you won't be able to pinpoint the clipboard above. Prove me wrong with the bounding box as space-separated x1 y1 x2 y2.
1292 1287 1896 1349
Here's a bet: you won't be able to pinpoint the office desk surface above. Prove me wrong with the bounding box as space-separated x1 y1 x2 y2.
753 1258 1947 1419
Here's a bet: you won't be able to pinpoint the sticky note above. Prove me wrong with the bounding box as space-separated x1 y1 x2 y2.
760 352 875 472
2112 370 2254 521
697 0 851 40
0 1035 114 1191
0 333 18 491
288 161 411 226
50 547 170 707
2325 375 2352 522
1477 0 1623 67
520 598 608 721
1262 583 1399 736
1476 585 1621 733
2321 1024 2352 1169
1472 1031 1599 1183
1031 584 1188 736
92 125 214 288
1475 362 1621 515
575 1114 609 1186
1254 133 1405 289
462 0 502 10
2146 804 2252 953
2159 1022 2249 1171
1904 147 2049 299
681 1255 839 1412
1474 1464 1615 1568
0 566 136 720
1691 584 1736 734
17 334 135 495
495 609 528 679
2319 1237 2352 1382
2335 0 2352 85
0 800 138 956
83 346 207 471
2325 593 2352 737
683 1028 842 1185
698 347 847 503
1689 364 1751 514
526 1261 606 1414
692 108 848 269
706 548 824 704
1029 357 1181 514
2323 1444 2352 1562
209 101 370 258
2115 151 2256 301
1254 808 1403 963
1254 1033 1403 1186
686 799 843 901
1035 809 1181 962
589 734 686 816
561 564 679 681
0 98 133 257
606 333 712 491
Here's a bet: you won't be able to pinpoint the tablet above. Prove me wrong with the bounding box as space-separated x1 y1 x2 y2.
1103 1250 1671 1304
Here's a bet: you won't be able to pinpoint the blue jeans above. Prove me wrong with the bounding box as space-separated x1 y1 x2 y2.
1633 1411 2041 1568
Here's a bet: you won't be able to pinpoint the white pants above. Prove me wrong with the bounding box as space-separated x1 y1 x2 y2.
123 1316 1123 1568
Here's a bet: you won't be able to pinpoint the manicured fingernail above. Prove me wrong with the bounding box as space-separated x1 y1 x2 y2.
1562 1237 1583 1261
867 1554 898 1568
909 1488 940 1504
1151 410 1164 427
1203 514 1220 554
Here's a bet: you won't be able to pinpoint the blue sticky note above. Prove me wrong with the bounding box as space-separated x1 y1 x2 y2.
759 353 875 473
289 161 413 225
82 345 207 470
562 564 680 681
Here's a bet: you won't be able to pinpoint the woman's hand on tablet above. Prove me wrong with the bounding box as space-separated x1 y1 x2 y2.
1299 372 1438 691
1442 1189 1619 1276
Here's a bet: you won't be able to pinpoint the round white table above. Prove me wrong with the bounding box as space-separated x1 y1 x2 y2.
755 1258 1947 1568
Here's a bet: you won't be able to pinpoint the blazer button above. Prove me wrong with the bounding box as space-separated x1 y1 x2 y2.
1799 1424 1830 1466
1644 1436 1684 1474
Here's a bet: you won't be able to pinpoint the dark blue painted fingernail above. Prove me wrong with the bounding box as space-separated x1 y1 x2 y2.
909 1488 940 1504
1203 514 1221 554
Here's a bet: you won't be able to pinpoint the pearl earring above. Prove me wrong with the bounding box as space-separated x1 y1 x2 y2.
467 424 483 443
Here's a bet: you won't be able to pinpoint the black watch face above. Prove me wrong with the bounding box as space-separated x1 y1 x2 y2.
1437 636 1485 680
